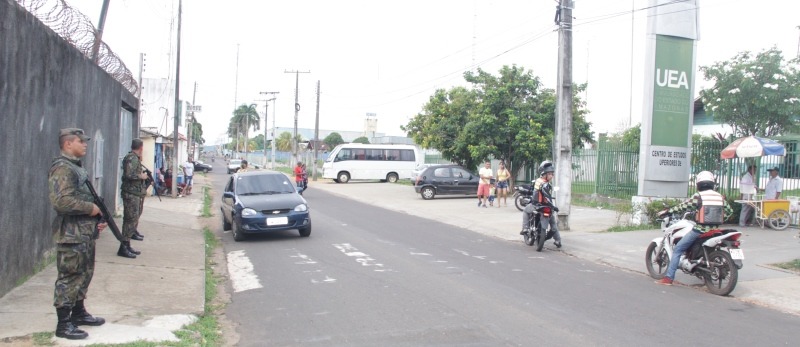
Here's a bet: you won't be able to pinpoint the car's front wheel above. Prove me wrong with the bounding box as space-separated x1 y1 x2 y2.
232 219 246 242
337 172 351 183
299 224 311 237
421 186 436 200
386 173 399 183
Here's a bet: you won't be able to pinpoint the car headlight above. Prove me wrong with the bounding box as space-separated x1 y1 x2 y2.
241 208 258 216
294 204 308 212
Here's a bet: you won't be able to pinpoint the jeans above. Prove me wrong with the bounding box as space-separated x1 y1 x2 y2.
665 229 701 280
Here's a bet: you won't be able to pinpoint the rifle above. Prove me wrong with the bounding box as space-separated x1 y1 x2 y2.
141 164 161 201
84 179 125 242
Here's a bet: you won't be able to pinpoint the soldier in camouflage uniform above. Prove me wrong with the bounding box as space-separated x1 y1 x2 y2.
119 138 148 258
49 128 107 340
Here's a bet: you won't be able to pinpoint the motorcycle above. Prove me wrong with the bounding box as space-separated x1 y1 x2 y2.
513 184 533 211
645 212 744 296
522 185 557 252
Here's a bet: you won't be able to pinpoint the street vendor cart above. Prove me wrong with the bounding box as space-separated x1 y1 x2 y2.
735 198 791 230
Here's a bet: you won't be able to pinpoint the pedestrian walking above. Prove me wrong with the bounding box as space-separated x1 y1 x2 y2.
49 128 107 340
739 165 757 227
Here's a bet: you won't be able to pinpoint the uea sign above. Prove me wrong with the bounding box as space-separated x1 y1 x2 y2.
656 69 689 89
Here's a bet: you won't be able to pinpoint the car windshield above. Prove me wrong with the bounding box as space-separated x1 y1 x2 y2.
236 175 296 195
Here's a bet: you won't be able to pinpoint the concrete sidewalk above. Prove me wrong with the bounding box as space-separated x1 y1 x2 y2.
308 179 800 316
0 176 208 345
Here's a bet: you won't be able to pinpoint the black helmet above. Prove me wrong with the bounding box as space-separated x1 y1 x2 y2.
538 160 555 176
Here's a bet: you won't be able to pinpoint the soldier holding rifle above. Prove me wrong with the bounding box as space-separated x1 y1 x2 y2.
48 128 107 340
119 139 148 258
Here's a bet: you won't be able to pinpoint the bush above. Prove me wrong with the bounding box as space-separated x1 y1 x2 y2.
642 198 681 225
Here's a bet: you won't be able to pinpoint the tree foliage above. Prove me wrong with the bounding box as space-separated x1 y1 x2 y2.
230 104 260 151
190 122 204 145
352 136 370 144
276 132 304 152
403 65 594 174
323 132 345 150
700 47 800 137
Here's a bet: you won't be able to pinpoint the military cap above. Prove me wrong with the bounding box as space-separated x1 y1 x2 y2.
59 128 90 141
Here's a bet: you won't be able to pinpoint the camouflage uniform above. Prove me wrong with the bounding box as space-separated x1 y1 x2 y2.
49 154 98 308
121 151 146 241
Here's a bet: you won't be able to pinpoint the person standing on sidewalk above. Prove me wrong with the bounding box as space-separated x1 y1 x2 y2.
495 162 511 207
49 128 107 340
739 165 757 227
477 161 493 207
182 159 194 195
294 161 305 192
656 171 731 286
119 139 148 259
764 167 783 200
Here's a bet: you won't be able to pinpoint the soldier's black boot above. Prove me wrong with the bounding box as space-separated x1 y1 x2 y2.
131 230 144 241
117 242 137 258
125 241 141 255
71 300 106 326
55 307 88 340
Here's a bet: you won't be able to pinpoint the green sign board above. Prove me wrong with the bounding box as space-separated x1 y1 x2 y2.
651 35 694 147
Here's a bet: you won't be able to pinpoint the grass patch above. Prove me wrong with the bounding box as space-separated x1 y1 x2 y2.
201 186 213 217
31 332 54 346
607 224 659 232
393 179 414 186
771 259 800 273
572 196 626 210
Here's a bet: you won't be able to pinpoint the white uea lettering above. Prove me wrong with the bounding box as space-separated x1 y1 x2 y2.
656 69 689 89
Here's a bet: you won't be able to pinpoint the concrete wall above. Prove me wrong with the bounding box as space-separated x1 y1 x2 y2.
0 0 139 297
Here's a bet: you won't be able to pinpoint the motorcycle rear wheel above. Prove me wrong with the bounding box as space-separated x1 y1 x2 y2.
645 242 668 279
535 228 546 252
703 250 738 296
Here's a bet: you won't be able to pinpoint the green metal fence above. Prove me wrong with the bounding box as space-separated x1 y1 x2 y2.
426 139 800 203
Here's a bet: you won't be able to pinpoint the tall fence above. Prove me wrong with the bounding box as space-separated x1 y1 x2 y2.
16 0 139 96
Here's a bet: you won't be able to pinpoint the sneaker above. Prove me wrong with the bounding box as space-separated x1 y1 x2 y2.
478 201 481 207
554 241 562 248
655 277 673 286
482 204 488 208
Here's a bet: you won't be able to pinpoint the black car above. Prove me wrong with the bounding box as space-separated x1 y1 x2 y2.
193 160 213 173
220 171 311 241
414 164 480 200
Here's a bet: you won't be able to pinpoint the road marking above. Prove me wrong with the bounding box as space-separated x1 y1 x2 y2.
287 249 336 284
290 252 318 264
226 250 263 293
333 243 389 271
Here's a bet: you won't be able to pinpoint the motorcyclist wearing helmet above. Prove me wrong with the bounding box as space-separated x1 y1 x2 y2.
520 160 562 248
655 171 732 286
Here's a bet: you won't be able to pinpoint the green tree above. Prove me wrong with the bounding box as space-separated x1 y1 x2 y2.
252 134 265 150
352 136 370 144
275 132 304 152
403 65 594 174
324 132 345 150
231 104 260 152
700 47 800 137
189 122 205 145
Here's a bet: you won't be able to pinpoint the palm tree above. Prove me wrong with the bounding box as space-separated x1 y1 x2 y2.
231 104 260 152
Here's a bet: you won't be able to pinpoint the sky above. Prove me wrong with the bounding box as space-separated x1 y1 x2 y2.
64 0 800 145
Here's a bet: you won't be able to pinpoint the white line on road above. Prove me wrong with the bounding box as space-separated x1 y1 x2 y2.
227 250 263 293
333 243 390 271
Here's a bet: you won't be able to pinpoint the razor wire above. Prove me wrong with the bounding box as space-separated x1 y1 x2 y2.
16 0 140 96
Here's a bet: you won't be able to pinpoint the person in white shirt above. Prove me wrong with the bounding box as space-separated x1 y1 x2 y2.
182 160 195 195
738 165 757 227
477 161 493 208
764 167 783 200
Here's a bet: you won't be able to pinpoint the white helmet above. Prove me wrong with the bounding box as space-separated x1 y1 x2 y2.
696 171 716 191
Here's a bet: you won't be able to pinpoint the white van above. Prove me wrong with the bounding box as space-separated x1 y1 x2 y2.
322 144 423 183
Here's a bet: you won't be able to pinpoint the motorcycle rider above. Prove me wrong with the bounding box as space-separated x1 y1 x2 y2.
520 161 562 248
656 171 731 286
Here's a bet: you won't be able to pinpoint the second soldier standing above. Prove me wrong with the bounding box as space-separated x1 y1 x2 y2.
119 139 147 258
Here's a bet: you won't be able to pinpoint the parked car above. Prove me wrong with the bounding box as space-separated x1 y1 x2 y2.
411 163 432 181
414 164 480 200
220 171 311 241
227 159 242 174
193 160 213 173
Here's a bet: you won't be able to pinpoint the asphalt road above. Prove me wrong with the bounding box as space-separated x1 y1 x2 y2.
210 172 800 346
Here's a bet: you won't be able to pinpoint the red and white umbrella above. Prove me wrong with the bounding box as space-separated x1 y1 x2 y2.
720 136 786 159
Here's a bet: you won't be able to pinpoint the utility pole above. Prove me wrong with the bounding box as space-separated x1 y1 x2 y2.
271 99 277 169
137 53 145 133
285 70 310 166
553 0 574 230
796 26 799 58
258 91 279 167
187 82 197 160
313 81 320 181
171 0 183 198
91 0 111 62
